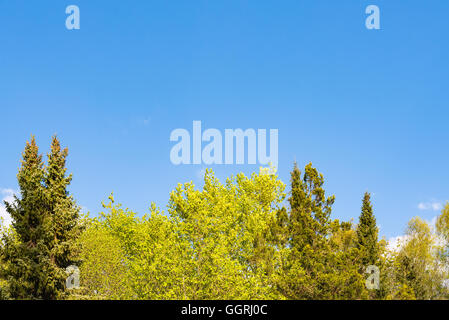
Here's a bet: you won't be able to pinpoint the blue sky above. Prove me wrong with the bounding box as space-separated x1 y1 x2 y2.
1 1 448 239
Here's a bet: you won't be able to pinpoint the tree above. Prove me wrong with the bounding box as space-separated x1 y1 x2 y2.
378 246 416 300
44 136 83 287
355 192 384 299
356 192 379 266
0 136 81 299
277 162 333 299
396 217 448 299
76 214 130 299
0 137 54 298
436 202 449 261
277 163 367 299
288 163 334 250
168 167 286 299
0 219 14 299
91 195 186 299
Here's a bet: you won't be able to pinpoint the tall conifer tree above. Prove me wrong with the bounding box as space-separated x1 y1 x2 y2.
278 163 336 299
288 163 334 250
45 136 82 272
0 137 52 298
356 192 379 266
0 136 82 299
277 163 367 299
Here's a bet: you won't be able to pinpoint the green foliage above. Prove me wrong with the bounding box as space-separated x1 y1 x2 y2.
355 192 381 299
2 137 449 300
75 168 286 299
77 215 130 299
0 136 82 299
276 163 368 300
436 202 449 261
168 167 285 299
45 136 83 272
395 217 449 299
356 192 379 266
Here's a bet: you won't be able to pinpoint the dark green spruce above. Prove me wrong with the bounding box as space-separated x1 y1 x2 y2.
0 136 82 299
356 192 379 266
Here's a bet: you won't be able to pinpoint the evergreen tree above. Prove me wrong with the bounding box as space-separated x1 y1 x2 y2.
277 162 331 299
276 163 368 299
0 136 81 299
356 192 379 266
288 162 334 251
44 136 83 296
0 137 52 298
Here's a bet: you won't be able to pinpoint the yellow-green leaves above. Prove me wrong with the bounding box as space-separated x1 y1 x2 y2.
61 166 449 300
78 220 130 299
395 217 449 299
168 167 285 299
77 168 286 299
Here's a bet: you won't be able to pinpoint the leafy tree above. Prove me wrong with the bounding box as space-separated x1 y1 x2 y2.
168 167 286 299
77 215 130 299
98 195 187 299
75 195 188 300
436 202 449 261
76 168 286 300
396 217 448 299
378 246 416 300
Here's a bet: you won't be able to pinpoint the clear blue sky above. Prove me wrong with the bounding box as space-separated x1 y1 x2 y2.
1 1 448 239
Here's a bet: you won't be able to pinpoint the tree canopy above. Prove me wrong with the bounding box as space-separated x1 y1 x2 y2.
1 137 449 300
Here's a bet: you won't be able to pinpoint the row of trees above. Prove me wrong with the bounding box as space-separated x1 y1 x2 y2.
1 137 448 299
